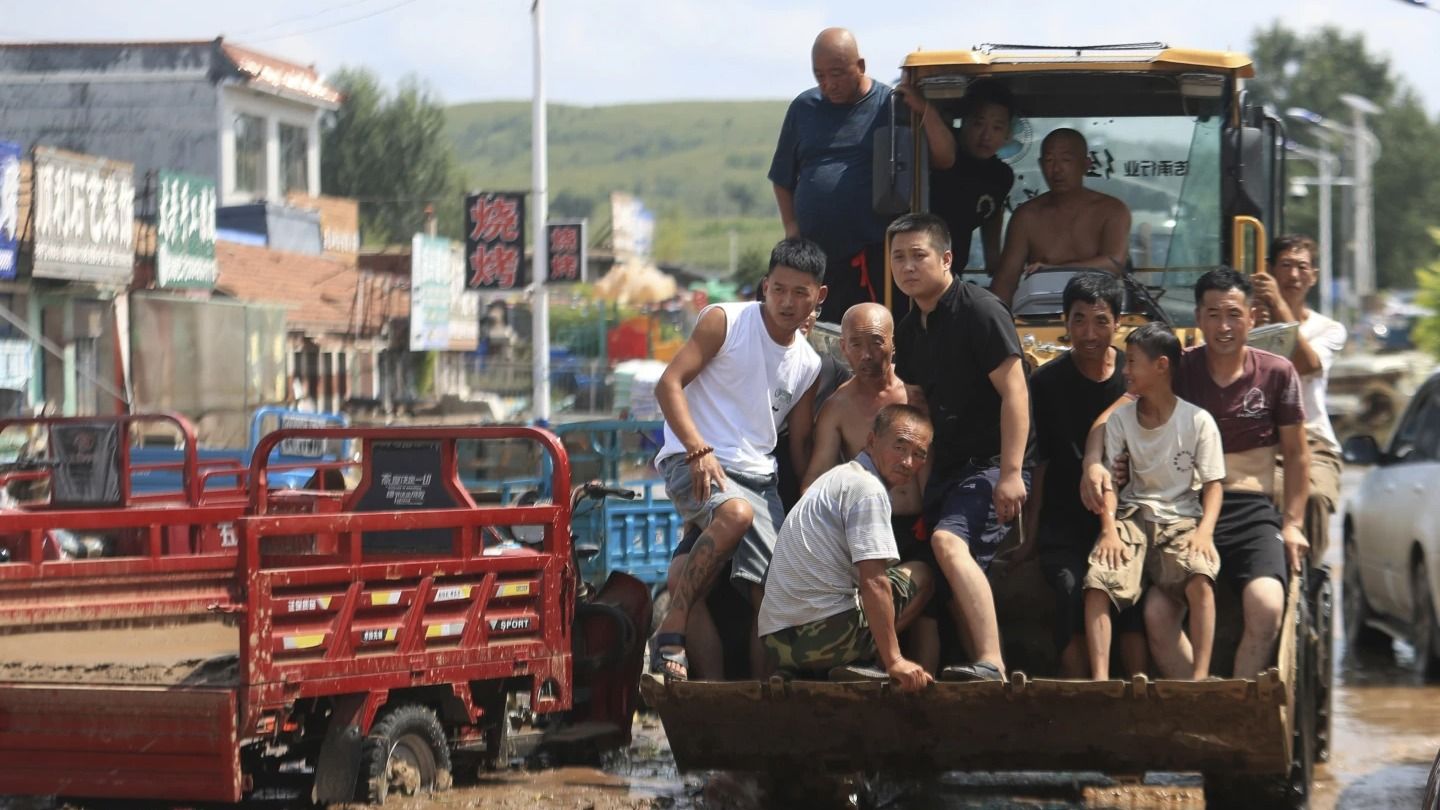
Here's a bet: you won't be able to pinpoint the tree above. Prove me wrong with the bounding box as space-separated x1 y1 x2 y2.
1410 230 1440 359
1247 24 1440 290
322 68 463 246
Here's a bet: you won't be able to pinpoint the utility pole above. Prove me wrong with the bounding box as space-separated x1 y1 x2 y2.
530 0 550 423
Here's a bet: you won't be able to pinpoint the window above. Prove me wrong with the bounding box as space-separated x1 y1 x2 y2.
1391 386 1440 462
234 113 266 196
280 123 309 195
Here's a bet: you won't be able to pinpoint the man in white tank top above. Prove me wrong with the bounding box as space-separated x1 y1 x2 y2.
651 239 826 681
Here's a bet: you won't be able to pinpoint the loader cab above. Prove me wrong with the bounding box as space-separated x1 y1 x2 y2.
896 43 1284 363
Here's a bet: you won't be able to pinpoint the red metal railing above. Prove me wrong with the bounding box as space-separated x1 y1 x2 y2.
0 412 204 507
238 426 575 731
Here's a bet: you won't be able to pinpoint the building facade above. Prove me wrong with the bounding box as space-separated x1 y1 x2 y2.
0 39 338 207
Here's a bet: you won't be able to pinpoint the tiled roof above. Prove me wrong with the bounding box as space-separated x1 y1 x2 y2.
220 42 343 107
215 241 353 333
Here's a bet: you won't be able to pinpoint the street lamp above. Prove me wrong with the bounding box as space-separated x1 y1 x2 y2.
1339 94 1381 300
1282 134 1352 318
1286 102 1382 316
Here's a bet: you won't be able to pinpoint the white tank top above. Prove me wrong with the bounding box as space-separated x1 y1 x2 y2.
657 302 821 476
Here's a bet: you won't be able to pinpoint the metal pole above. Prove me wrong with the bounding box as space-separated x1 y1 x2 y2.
1318 147 1335 318
1352 109 1374 298
1342 94 1381 300
530 0 551 423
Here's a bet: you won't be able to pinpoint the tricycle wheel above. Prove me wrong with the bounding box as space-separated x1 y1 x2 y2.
362 703 453 804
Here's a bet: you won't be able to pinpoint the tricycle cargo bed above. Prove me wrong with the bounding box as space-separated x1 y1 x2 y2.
0 618 238 685
0 684 241 802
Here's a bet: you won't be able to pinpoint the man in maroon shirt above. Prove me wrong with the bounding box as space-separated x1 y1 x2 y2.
1085 268 1309 678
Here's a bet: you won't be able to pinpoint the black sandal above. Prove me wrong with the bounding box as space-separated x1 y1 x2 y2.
650 632 689 681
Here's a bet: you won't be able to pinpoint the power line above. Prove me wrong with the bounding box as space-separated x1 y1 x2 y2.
228 0 388 38
246 0 427 43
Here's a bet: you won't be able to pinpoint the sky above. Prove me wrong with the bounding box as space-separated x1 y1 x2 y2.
6 0 1440 114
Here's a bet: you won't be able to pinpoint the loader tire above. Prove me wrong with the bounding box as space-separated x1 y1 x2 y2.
362 703 453 804
1205 579 1316 809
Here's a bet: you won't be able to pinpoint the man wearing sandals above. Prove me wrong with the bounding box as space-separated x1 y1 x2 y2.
650 238 826 681
760 404 937 692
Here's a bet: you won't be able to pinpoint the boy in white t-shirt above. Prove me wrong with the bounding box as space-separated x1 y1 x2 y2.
1084 323 1226 680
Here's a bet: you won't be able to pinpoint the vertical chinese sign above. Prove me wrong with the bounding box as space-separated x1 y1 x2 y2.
156 171 218 289
464 191 525 290
545 220 586 284
0 142 19 281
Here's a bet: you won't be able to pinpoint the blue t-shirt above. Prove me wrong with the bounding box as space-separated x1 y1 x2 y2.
768 80 893 263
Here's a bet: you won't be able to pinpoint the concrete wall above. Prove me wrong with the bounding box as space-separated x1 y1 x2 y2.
0 44 223 188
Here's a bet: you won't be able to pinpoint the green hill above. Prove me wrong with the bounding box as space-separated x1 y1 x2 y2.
445 100 790 273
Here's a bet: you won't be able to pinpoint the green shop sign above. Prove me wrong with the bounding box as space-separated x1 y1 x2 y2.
156 171 217 288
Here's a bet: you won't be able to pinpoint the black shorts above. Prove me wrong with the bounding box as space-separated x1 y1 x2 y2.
924 465 1031 572
1215 491 1289 589
1040 548 1144 652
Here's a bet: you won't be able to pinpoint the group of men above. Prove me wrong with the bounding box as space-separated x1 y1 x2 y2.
643 27 1347 688
769 28 1132 321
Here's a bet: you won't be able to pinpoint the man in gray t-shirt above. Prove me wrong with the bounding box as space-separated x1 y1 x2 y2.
760 404 937 691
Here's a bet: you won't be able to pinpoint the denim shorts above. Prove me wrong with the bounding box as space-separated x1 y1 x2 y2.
659 454 784 596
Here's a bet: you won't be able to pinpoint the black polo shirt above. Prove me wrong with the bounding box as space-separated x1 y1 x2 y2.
930 152 1014 266
895 275 1034 479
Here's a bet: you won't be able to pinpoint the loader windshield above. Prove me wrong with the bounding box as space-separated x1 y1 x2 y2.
951 113 1222 326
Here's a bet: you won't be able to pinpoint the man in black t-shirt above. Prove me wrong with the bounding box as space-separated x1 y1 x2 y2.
1028 273 1145 677
930 82 1016 274
892 213 1033 681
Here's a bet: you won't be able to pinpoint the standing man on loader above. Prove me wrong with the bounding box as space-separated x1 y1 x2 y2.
770 27 956 323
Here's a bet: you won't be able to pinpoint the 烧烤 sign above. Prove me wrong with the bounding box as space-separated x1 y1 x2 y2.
465 191 525 290
546 220 587 284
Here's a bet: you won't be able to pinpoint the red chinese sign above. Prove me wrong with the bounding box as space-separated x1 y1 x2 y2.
465 192 526 289
545 220 586 284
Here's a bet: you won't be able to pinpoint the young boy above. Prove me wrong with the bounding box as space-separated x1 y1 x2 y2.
1084 323 1225 680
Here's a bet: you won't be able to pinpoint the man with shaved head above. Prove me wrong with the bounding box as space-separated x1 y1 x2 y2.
991 128 1132 306
803 303 927 508
802 302 938 672
770 28 957 324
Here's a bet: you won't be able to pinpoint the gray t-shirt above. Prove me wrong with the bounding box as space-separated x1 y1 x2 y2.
759 452 896 636
1105 397 1225 523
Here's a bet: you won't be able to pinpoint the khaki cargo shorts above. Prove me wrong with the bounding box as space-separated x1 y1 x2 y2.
1084 514 1220 610
762 567 921 676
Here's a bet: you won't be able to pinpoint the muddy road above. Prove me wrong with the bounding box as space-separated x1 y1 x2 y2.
351 469 1439 809
25 473 1440 809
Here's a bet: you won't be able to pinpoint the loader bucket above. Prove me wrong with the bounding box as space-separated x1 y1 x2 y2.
642 576 1303 778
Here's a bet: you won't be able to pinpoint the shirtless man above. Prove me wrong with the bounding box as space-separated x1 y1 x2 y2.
800 302 938 672
802 303 925 514
991 128 1132 306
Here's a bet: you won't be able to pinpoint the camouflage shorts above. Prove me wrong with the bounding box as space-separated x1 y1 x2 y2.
762 567 921 676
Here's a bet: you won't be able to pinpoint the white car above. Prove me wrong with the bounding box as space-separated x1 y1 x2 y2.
1343 370 1440 678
